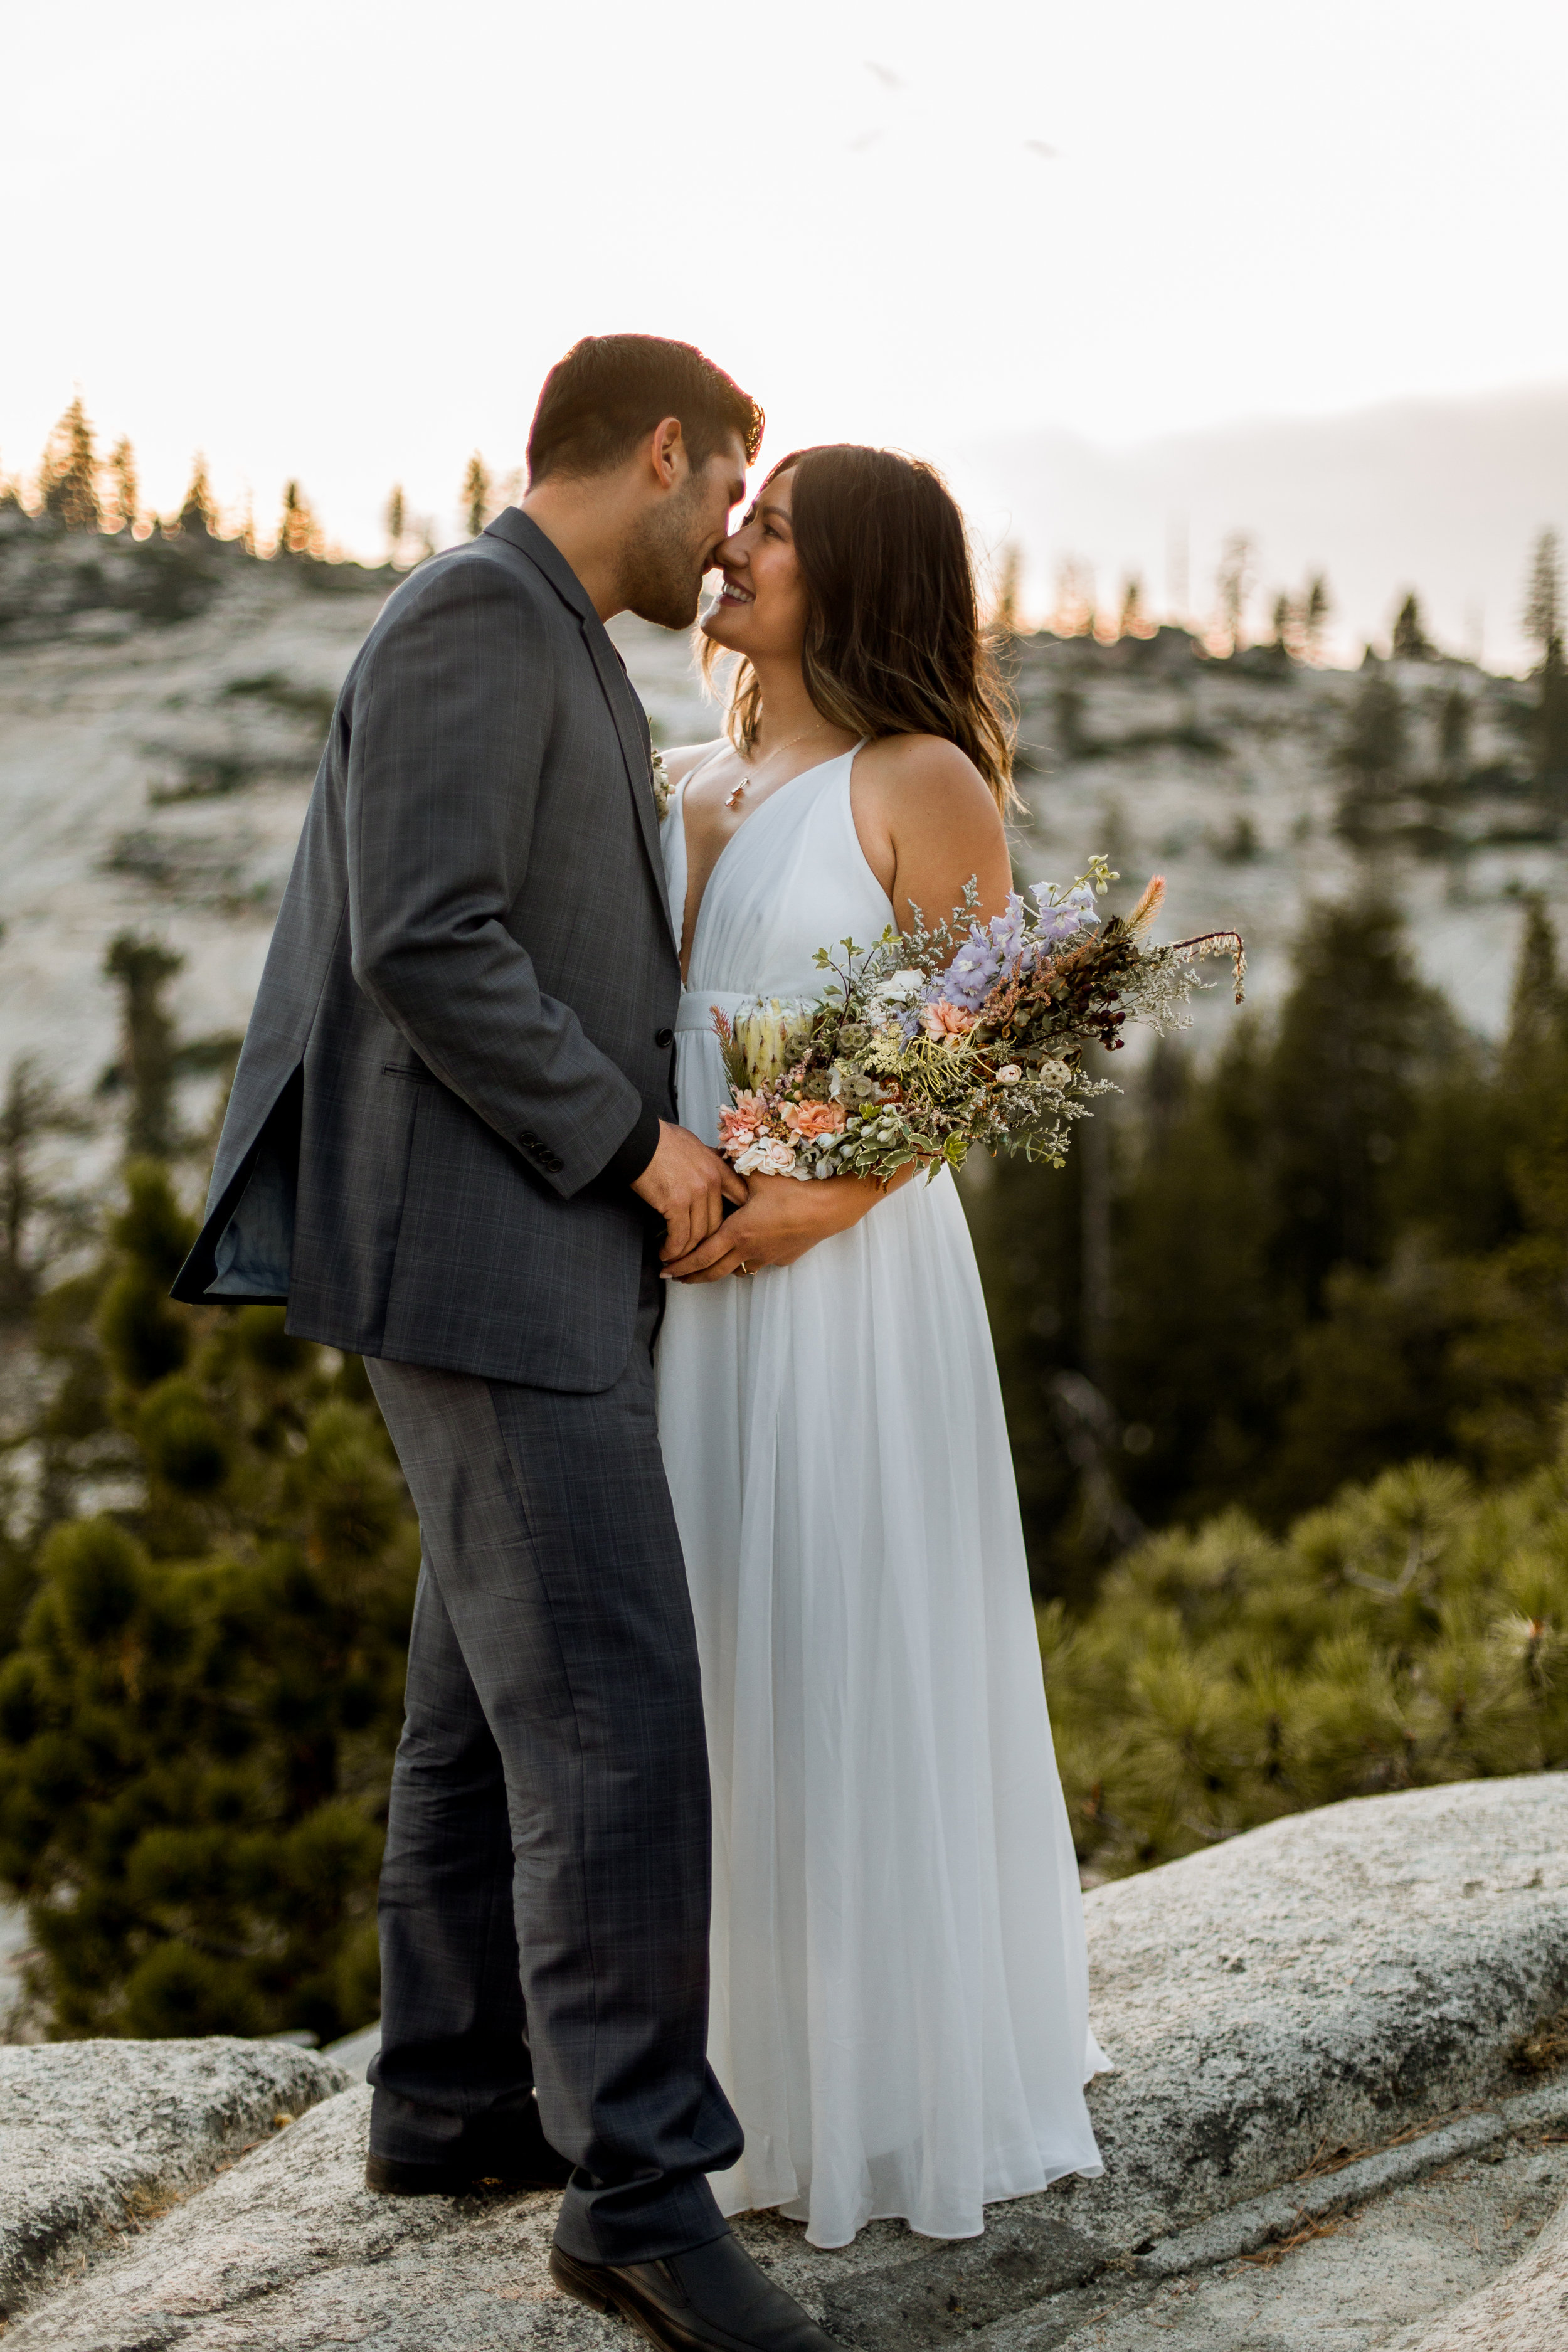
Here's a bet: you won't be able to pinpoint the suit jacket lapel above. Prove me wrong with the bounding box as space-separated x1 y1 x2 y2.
576 627 675 949
484 509 677 955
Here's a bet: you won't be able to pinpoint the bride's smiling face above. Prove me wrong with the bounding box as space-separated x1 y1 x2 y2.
700 467 809 662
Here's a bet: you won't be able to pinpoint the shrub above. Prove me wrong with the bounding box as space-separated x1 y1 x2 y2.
0 1162 416 2041
1049 1448 1568 1877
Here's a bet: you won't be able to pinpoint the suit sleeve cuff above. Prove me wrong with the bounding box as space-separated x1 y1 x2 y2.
599 1101 662 1190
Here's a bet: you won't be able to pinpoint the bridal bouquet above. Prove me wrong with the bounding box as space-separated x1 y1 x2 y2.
711 859 1245 1184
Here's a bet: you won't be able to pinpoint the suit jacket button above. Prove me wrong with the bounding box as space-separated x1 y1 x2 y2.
654 1027 674 1048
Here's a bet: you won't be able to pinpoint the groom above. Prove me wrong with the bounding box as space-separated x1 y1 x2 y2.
175 336 840 2352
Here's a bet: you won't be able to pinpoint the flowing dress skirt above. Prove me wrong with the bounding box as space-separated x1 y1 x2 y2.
656 753 1105 2248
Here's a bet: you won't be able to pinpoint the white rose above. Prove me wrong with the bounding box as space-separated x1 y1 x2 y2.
761 1138 798 1175
872 968 926 1002
997 1064 1022 1084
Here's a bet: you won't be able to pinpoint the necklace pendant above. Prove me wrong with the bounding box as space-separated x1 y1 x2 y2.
724 779 746 810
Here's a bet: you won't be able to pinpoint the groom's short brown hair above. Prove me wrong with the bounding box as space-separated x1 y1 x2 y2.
527 335 763 485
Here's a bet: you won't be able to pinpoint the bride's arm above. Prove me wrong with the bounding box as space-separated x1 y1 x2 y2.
662 1163 918 1281
851 731 1014 934
662 736 1012 1283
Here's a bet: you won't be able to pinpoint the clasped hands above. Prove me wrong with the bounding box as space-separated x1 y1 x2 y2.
630 1118 874 1283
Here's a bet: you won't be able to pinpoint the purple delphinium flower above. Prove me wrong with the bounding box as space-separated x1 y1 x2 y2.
1029 881 1100 949
918 884 1101 1025
931 891 1037 1014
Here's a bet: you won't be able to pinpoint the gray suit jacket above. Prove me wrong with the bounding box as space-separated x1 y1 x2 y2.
172 510 681 1392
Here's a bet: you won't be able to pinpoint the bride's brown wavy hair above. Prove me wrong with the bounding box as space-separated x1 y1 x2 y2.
700 444 1020 813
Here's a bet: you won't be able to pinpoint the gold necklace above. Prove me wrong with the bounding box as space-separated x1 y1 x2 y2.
724 722 831 811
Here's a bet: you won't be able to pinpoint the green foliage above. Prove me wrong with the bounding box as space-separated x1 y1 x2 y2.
275 481 322 559
106 438 138 536
39 397 101 534
462 453 491 539
176 457 215 539
1335 672 1407 841
1391 590 1434 662
0 1057 89 1323
1522 531 1568 792
1047 1448 1568 1878
968 892 1568 1598
0 1161 417 2041
101 935 185 1161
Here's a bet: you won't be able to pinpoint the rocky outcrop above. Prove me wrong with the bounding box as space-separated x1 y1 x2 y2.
2 1776 1565 2349
0 2038 349 2319
1404 2189 1568 2352
1052 1774 1568 2250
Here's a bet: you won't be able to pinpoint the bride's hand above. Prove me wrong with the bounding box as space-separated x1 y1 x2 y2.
662 1167 913 1283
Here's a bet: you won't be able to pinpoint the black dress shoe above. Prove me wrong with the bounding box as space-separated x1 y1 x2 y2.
549 2230 843 2351
365 2142 573 2196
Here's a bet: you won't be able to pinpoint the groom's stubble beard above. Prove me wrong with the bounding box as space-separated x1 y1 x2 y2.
620 476 714 630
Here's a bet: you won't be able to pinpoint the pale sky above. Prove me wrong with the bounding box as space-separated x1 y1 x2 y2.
6 0 1568 650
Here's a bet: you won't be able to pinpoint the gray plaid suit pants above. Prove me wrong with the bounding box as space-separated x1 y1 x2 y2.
364 1266 741 2263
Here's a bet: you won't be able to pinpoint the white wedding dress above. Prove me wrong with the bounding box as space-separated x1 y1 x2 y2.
655 744 1106 2250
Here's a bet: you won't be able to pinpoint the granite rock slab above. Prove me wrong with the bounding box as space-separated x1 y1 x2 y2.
1400 2183 1568 2351
4 1775 1567 2349
0 2038 349 2317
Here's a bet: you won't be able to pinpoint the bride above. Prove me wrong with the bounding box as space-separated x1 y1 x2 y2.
654 444 1107 2251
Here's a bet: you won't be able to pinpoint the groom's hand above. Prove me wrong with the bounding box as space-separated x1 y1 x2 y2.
633 1120 747 1261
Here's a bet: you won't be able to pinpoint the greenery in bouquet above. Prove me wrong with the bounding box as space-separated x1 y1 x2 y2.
710 857 1245 1184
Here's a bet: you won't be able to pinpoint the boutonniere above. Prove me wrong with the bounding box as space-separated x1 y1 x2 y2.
650 746 672 821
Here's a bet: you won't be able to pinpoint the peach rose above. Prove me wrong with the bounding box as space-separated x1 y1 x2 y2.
792 1100 847 1137
718 1106 760 1149
919 999 977 1041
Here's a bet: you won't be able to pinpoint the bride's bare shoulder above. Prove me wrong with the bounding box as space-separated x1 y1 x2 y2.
662 739 728 787
854 733 1000 827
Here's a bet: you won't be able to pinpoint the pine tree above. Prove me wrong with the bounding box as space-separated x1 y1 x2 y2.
1335 673 1408 844
1261 894 1452 1310
177 455 215 538
1271 591 1294 652
1502 896 1565 1080
994 543 1023 635
462 454 491 538
275 481 323 558
1391 591 1434 662
0 1165 416 2038
106 438 138 536
1045 1448 1568 1879
102 936 185 1162
1215 534 1252 656
385 484 406 563
0 950 418 2041
1106 1020 1286 1527
1524 534 1568 788
1438 686 1471 776
1301 573 1332 662
0 1061 87 1323
1523 529 1562 664
39 396 101 533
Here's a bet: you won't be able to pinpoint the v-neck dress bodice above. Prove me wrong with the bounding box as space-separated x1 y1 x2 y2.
654 744 1105 2250
664 745 891 1136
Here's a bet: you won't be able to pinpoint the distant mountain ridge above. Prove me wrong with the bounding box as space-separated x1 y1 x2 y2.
950 379 1568 670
